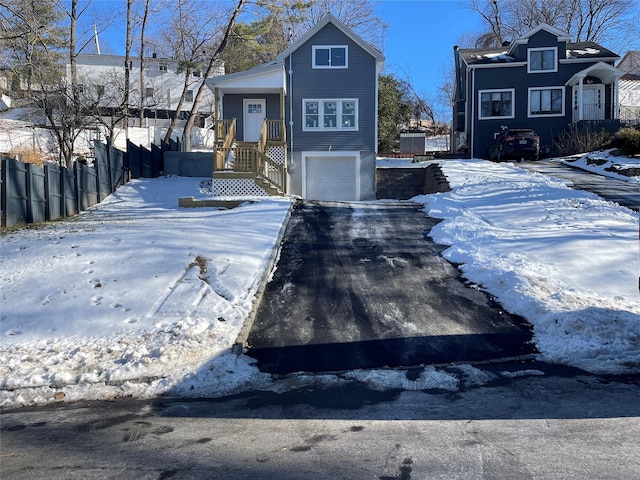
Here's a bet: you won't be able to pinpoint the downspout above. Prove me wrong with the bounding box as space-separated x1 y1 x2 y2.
470 66 475 159
288 54 294 155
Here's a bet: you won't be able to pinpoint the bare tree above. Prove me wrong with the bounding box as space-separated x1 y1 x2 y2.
124 0 132 141
162 0 245 149
138 0 150 127
159 0 227 144
466 0 637 47
287 0 387 49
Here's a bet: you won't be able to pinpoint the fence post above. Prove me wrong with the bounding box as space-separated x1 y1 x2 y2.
25 162 46 224
74 161 81 214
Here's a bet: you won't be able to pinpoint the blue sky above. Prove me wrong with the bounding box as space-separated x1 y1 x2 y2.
91 1 481 107
89 0 638 112
375 1 483 100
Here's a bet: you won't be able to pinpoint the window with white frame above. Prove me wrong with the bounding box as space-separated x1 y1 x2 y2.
303 99 358 130
479 89 514 119
159 63 168 72
185 89 193 102
529 87 564 116
312 46 348 68
528 47 557 73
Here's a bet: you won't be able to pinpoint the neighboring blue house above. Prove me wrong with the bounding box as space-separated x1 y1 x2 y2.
452 24 624 159
205 13 384 201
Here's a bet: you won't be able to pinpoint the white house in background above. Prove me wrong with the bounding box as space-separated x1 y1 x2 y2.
69 54 224 124
618 51 640 125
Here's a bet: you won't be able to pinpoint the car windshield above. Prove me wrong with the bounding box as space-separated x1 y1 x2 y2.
510 130 536 137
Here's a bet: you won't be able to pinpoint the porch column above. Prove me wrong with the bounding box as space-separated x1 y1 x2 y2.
280 87 286 141
577 77 583 122
214 87 220 122
613 79 620 119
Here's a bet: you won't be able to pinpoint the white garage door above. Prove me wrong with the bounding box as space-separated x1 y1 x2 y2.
304 155 358 201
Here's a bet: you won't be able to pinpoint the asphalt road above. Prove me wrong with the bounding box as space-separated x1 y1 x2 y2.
2 361 639 480
247 201 536 373
518 159 640 211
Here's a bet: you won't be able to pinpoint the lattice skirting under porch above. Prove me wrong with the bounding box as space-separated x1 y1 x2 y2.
267 146 286 164
212 177 269 197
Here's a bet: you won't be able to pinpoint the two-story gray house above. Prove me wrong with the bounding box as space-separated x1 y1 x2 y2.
205 13 384 201
452 23 624 159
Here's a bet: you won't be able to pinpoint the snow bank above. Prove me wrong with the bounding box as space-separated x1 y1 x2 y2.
0 177 292 405
417 159 640 374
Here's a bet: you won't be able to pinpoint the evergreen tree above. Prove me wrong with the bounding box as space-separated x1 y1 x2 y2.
0 0 65 95
378 74 413 154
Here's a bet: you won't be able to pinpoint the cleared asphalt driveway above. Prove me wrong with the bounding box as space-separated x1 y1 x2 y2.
247 201 536 373
519 159 640 211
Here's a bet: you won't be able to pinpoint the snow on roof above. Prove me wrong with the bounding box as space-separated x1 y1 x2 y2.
484 52 515 62
567 47 601 56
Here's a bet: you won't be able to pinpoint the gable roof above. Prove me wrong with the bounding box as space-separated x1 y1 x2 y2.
206 12 384 89
275 12 384 68
618 51 640 75
459 29 620 66
508 23 571 52
565 61 624 86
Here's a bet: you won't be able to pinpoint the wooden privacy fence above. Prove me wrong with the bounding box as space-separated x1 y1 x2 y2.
1 138 180 228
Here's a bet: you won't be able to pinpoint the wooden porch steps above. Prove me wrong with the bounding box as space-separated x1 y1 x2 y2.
212 171 284 197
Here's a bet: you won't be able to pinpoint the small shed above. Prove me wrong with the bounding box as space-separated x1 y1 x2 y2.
399 132 427 155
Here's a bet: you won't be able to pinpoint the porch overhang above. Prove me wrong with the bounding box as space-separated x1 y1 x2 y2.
565 61 624 86
204 62 286 94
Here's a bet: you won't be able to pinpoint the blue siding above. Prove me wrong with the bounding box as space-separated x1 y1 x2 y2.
223 94 281 141
457 28 620 158
471 60 616 157
285 23 377 152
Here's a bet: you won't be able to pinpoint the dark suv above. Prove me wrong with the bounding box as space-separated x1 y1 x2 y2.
488 127 540 161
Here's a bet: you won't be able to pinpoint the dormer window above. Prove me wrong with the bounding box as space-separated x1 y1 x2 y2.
528 47 557 73
313 46 348 68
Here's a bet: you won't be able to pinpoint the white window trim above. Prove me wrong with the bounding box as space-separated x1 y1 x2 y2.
303 99 358 131
478 88 515 120
312 45 348 69
528 47 558 73
528 86 565 118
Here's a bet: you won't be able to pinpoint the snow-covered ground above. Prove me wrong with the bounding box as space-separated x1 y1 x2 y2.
1 157 639 408
0 110 214 159
560 149 640 182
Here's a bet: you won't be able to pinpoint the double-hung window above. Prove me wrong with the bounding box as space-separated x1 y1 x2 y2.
312 46 348 68
478 89 514 120
528 47 557 73
529 87 564 117
304 99 358 130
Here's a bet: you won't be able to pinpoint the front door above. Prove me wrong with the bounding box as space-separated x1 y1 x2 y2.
243 99 266 142
574 85 604 120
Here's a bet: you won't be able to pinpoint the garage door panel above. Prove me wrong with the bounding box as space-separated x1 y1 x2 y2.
305 156 358 201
